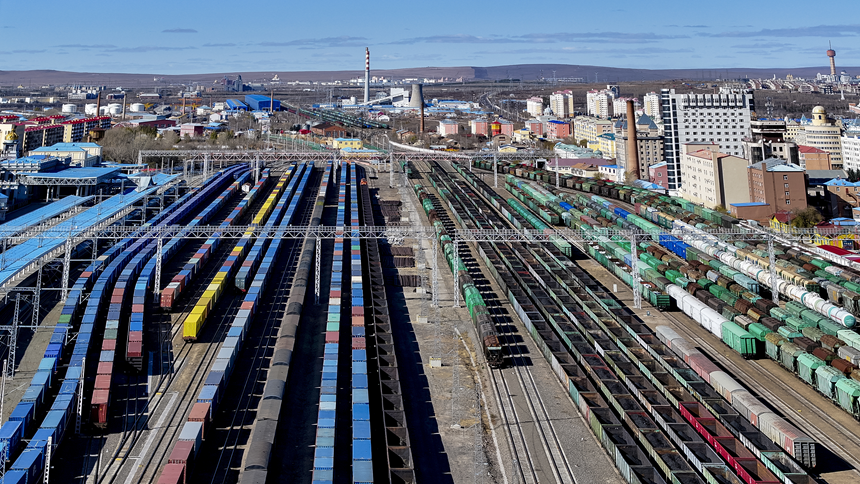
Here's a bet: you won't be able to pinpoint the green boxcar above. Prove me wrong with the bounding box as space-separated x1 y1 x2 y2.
815 365 845 399
835 379 860 417
765 333 787 360
721 321 758 358
779 344 804 372
747 322 771 343
797 354 825 385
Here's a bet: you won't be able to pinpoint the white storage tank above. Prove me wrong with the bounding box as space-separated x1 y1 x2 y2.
61 104 77 113
108 103 122 115
130 103 146 112
85 103 98 115
99 106 109 115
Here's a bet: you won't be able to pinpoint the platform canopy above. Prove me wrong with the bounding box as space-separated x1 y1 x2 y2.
18 167 121 186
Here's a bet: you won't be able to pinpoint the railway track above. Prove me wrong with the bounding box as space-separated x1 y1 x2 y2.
203 168 319 484
86 175 277 484
660 310 860 471
420 161 577 484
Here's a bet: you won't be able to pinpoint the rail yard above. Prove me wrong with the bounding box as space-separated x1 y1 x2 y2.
1 152 860 484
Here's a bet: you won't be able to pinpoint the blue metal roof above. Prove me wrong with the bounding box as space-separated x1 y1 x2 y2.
0 196 93 238
19 167 120 180
0 175 178 288
823 178 859 187
730 202 769 207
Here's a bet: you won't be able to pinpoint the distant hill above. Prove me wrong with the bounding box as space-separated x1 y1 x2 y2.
0 64 850 87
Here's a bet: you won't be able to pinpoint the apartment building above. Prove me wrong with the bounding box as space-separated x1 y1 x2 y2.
586 90 614 118
680 143 750 209
660 88 754 190
643 92 661 119
573 116 614 143
526 97 544 117
549 90 573 118
747 157 807 213
842 134 860 172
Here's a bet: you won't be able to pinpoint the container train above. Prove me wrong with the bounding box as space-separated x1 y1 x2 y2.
158 162 315 483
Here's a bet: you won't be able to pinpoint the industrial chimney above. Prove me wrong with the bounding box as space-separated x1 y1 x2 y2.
364 48 370 104
625 100 639 182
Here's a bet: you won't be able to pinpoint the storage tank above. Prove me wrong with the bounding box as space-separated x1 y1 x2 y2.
61 104 77 113
108 103 122 115
130 103 146 112
99 106 109 115
85 103 98 115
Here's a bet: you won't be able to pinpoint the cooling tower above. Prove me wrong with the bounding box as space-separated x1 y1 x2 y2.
409 83 424 108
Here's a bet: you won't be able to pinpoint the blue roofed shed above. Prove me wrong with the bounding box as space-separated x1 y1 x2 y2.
244 95 280 111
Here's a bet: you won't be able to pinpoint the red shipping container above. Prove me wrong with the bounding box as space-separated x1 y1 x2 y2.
129 331 143 342
157 463 185 484
351 307 364 317
81 271 92 278
333 250 343 256
97 362 113 375
352 316 364 327
127 341 143 358
242 260 254 267
95 374 112 390
91 390 109 423
161 289 175 309
325 332 339 344
132 304 145 314
352 338 366 350
330 290 342 299
168 441 194 466
240 301 255 311
189 402 211 439
102 339 117 352
110 295 124 305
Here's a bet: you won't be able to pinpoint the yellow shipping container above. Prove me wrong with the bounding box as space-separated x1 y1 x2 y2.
184 313 203 338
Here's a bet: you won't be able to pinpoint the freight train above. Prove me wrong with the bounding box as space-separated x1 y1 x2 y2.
158 162 316 483
451 160 820 470
413 183 504 367
431 160 818 480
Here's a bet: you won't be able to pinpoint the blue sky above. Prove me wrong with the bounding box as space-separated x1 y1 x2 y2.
2 0 859 74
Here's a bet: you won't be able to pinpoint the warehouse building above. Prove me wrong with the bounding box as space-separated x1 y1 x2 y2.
245 95 280 112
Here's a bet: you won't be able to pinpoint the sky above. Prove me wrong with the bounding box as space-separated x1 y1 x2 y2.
1 0 859 75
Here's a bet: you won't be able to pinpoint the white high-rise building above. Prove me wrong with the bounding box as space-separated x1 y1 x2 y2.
550 90 573 118
586 90 614 118
612 97 639 117
526 97 544 117
660 88 754 190
643 92 661 119
842 134 860 172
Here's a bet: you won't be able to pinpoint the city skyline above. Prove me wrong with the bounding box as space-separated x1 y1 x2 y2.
1 1 859 74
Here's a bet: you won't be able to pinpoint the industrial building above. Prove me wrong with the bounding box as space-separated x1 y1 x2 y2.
29 142 103 167
245 95 280 112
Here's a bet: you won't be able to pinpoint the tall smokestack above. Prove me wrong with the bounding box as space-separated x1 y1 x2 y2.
625 100 639 182
364 47 370 104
